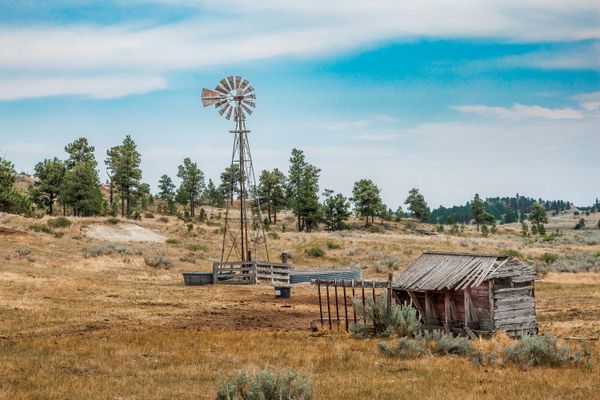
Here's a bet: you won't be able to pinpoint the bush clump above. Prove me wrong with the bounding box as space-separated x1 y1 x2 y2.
105 217 120 225
305 247 324 257
500 248 523 258
379 330 475 359
144 253 173 269
216 369 312 400
540 252 558 264
47 217 72 229
84 243 140 258
326 241 341 249
16 248 31 257
503 334 592 369
28 223 52 234
188 243 208 252
351 293 421 338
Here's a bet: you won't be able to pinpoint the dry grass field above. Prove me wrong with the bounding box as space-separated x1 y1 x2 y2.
1 210 599 399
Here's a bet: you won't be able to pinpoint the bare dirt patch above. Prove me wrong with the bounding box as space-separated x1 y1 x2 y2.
84 223 166 243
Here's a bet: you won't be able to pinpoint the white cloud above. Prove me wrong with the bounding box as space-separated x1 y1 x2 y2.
453 103 584 120
0 75 167 100
571 91 600 111
0 0 598 99
500 42 600 70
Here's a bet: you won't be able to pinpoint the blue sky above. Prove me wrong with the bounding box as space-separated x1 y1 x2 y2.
0 0 598 208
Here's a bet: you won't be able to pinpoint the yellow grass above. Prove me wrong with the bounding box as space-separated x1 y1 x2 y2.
1 211 600 399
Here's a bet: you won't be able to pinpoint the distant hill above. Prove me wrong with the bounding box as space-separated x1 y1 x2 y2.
430 195 572 225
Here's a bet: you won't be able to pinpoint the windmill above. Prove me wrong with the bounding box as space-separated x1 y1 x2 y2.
201 76 269 264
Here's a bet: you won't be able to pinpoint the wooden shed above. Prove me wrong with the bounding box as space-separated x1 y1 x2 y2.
393 251 538 337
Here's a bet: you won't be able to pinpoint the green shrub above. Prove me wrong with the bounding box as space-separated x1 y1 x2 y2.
216 369 312 400
188 243 208 252
351 294 421 338
144 253 173 269
504 334 570 369
158 216 169 223
429 331 474 356
53 231 64 238
326 240 341 249
29 223 52 234
575 218 585 230
305 247 324 257
144 213 154 219
166 239 180 245
16 248 31 257
47 217 72 229
105 217 120 225
540 252 558 264
268 231 279 240
500 248 523 258
83 243 140 257
379 336 428 359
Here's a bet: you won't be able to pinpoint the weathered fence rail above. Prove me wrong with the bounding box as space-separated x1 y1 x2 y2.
212 260 292 285
311 275 394 332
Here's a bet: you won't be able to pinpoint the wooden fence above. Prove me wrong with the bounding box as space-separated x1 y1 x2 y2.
212 260 291 285
312 274 394 332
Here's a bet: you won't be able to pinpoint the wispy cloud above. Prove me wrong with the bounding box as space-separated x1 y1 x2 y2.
452 103 584 120
0 0 598 99
571 91 600 112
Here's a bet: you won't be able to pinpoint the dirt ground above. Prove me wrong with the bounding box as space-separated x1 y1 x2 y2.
1 211 600 399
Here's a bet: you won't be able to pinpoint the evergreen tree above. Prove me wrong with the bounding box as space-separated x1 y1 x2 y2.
62 138 103 216
205 179 224 207
30 157 66 215
258 168 287 224
286 149 321 231
404 188 429 222
158 175 175 201
0 156 32 215
105 135 142 218
529 202 548 236
351 178 382 226
219 164 241 203
471 193 494 231
176 158 205 217
322 189 351 231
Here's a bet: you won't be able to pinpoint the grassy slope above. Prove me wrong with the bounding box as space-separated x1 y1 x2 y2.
1 211 600 399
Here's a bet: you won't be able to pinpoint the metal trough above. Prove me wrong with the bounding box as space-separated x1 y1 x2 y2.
289 269 361 284
182 272 214 285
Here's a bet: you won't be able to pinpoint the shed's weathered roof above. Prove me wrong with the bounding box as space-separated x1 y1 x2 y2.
393 251 537 291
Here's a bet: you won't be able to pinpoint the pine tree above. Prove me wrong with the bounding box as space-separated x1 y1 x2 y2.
471 194 485 231
105 135 142 218
404 188 429 222
529 202 548 236
219 164 240 204
62 138 103 216
258 168 286 224
322 189 351 231
0 156 32 215
176 158 205 217
351 179 382 226
205 179 224 207
286 149 321 232
30 157 66 215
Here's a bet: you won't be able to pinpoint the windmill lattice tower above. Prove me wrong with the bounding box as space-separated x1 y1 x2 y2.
201 76 269 263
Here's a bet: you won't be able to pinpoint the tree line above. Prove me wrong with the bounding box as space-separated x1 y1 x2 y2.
0 136 595 234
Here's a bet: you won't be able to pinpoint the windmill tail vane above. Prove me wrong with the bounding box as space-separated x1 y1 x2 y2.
201 76 268 263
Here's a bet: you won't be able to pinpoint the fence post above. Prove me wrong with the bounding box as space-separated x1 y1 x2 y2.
372 280 376 305
361 280 366 325
212 261 219 284
317 280 324 328
386 271 393 322
351 280 357 324
334 279 340 330
326 280 332 330
343 282 349 332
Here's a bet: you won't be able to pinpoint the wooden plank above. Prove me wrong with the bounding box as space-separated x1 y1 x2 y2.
444 290 450 332
495 303 535 313
494 286 533 294
494 309 536 320
407 290 426 321
464 326 477 339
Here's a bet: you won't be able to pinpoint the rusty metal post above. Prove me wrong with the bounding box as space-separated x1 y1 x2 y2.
326 280 332 330
317 279 324 327
352 280 357 324
372 280 376 305
361 280 366 325
334 279 340 330
343 282 349 332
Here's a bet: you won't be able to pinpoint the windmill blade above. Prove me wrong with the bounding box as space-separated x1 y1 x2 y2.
238 79 249 91
242 100 255 108
201 88 224 107
225 106 234 120
214 98 229 108
242 85 254 95
219 103 231 117
234 76 242 90
220 78 232 92
243 92 256 101
241 103 253 115
227 76 236 91
214 84 229 95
